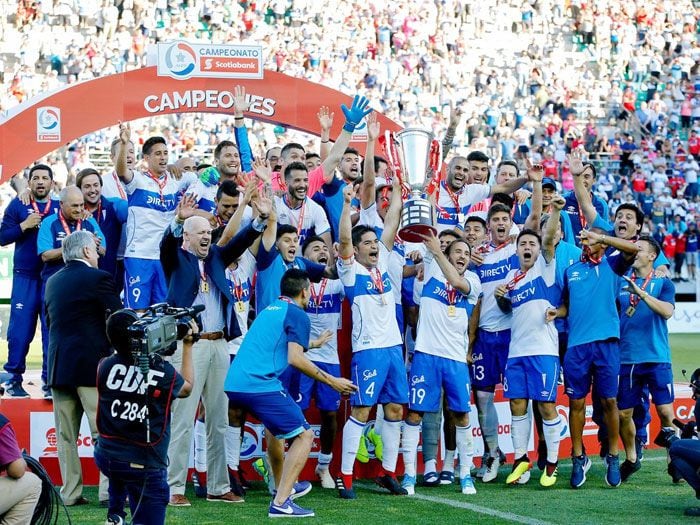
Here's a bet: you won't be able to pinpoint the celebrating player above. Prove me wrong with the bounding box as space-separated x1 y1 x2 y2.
401 231 481 496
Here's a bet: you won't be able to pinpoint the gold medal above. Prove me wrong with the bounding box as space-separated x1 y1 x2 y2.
236 301 245 313
625 305 636 317
447 305 456 317
200 280 209 293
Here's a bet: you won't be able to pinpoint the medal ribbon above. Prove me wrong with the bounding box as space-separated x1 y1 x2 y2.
198 260 207 287
146 170 168 209
30 198 51 217
284 195 306 238
445 282 457 305
370 268 385 297
505 269 528 291
112 171 127 200
629 271 653 308
310 278 328 308
580 245 603 265
58 210 81 235
230 273 244 302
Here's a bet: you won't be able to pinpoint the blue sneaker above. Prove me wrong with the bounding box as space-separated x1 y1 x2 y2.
401 474 416 495
460 475 477 495
268 498 314 518
570 455 591 489
422 471 440 487
4 381 30 398
438 471 455 485
291 481 312 500
605 454 621 487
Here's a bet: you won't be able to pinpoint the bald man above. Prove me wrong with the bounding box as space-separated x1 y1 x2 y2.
160 194 272 506
175 156 197 180
37 186 106 398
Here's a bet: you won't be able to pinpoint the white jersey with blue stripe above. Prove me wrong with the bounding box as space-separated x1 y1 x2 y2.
124 170 194 260
357 203 406 305
187 179 218 213
337 242 402 352
306 278 344 364
505 254 558 358
274 195 331 246
475 242 519 332
225 249 256 355
414 257 481 362
435 182 490 232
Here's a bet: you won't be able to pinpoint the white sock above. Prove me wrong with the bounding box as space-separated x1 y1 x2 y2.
476 390 499 455
374 405 385 435
543 416 562 464
511 414 530 459
443 449 456 474
194 419 207 472
424 458 437 474
341 417 365 475
225 425 241 470
381 419 402 473
455 425 473 478
317 452 332 470
401 422 420 477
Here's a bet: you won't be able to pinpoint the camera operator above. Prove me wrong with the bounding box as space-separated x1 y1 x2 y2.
95 309 196 525
160 192 272 505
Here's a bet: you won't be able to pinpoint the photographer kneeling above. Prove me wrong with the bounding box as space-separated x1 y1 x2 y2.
95 309 196 525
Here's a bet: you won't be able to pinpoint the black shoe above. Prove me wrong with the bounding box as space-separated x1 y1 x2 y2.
684 507 700 517
192 472 207 499
335 476 356 500
620 459 641 482
5 381 30 398
375 474 408 495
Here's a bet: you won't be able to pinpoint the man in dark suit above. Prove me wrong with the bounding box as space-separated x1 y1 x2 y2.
44 230 122 506
161 193 271 506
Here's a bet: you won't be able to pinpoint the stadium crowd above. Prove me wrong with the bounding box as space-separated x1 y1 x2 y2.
0 0 696 522
1 0 700 283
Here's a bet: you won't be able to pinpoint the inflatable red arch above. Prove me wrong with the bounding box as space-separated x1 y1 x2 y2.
0 66 401 182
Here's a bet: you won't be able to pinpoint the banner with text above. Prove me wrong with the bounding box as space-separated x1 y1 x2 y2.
669 302 700 334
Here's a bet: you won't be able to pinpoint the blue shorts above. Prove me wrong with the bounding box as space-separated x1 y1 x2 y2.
618 363 674 410
408 352 471 413
296 362 342 412
350 346 409 407
123 258 168 309
226 390 310 440
563 340 620 400
504 355 560 402
470 328 511 389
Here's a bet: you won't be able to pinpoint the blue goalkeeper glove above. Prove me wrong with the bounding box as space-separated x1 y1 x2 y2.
341 95 373 133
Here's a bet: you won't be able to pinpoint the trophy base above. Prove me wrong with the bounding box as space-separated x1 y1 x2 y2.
398 223 437 243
